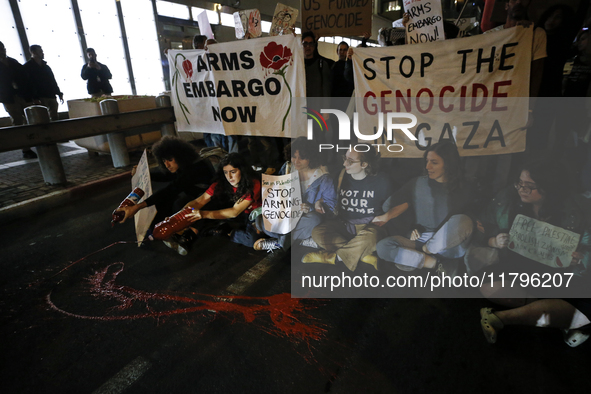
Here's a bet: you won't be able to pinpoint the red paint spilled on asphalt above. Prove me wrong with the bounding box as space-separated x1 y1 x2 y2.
46 263 326 344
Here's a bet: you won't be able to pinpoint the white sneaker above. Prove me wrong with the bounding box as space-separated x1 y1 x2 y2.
300 237 319 249
254 238 281 253
163 240 188 256
563 328 591 347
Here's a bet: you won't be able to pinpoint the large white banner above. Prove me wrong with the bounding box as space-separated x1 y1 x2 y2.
169 35 306 137
352 26 533 157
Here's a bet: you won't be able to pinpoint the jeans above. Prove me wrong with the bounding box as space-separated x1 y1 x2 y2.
377 214 473 269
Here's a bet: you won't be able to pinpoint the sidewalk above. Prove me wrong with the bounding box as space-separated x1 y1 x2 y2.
0 141 149 222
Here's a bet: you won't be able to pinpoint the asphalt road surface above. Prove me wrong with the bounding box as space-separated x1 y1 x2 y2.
1 182 590 393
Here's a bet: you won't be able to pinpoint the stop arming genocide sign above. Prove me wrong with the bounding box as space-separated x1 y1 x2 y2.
261 172 302 234
169 35 306 137
508 215 581 268
352 26 532 157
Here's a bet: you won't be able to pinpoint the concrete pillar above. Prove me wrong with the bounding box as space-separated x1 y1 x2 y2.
156 95 177 137
100 99 130 168
25 106 66 185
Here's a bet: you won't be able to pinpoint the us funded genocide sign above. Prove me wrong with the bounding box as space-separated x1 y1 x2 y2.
509 215 581 268
403 0 446 44
301 0 372 37
351 26 532 157
169 35 305 137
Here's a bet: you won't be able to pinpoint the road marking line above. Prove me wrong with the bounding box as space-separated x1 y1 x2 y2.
92 356 151 394
224 252 284 296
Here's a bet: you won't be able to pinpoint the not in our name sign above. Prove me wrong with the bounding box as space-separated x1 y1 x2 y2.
508 214 580 268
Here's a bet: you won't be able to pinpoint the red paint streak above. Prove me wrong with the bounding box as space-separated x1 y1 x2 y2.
46 263 326 344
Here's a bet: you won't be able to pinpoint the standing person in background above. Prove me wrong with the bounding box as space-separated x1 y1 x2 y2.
193 35 207 50
302 31 333 98
23 45 63 121
330 41 354 98
81 48 113 98
0 41 36 159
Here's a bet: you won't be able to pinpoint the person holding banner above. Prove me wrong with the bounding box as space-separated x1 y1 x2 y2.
184 153 261 248
465 159 589 279
463 159 591 344
375 142 475 275
303 146 392 271
253 137 337 252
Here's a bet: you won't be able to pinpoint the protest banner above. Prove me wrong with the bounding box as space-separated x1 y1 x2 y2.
403 0 445 44
196 11 214 40
261 172 302 234
508 214 580 268
351 26 532 157
169 34 306 138
301 0 372 37
131 150 157 245
234 9 262 39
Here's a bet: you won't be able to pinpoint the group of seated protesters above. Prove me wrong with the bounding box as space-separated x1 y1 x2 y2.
115 135 591 348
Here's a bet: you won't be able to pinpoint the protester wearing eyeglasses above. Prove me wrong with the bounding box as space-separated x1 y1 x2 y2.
464 159 591 346
302 147 392 271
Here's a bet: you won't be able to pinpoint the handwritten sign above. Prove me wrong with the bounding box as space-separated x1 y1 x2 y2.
301 0 372 37
403 0 445 44
131 150 157 245
508 214 580 268
270 3 298 36
261 172 302 234
234 9 262 39
197 11 214 40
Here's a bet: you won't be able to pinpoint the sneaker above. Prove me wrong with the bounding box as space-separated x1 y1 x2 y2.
395 263 416 272
435 258 459 277
302 251 336 264
563 328 591 347
300 237 319 249
22 149 37 159
360 253 378 270
253 238 281 253
163 239 188 256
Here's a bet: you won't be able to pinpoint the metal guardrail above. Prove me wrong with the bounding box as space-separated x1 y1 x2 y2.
0 96 176 184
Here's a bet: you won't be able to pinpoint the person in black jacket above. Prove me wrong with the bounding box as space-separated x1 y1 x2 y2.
23 45 63 121
116 136 216 226
81 48 113 97
0 41 36 158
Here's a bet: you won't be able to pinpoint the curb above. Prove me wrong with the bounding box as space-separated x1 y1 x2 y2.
0 172 131 224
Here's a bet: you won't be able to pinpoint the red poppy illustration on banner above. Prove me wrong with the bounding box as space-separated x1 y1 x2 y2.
260 42 293 131
182 59 193 79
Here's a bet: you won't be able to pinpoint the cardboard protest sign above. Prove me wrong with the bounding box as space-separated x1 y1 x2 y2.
131 150 157 245
169 35 306 138
508 214 580 268
197 11 214 40
261 172 302 234
351 26 532 157
270 3 298 36
301 0 372 37
234 9 262 39
403 0 445 44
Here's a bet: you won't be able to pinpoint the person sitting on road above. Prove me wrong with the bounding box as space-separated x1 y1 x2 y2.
253 137 337 252
375 141 475 276
183 153 261 248
464 159 591 345
302 146 392 271
115 136 216 252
